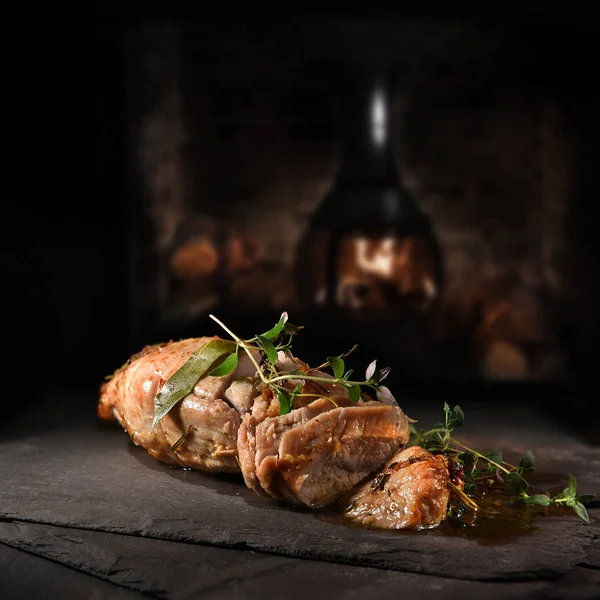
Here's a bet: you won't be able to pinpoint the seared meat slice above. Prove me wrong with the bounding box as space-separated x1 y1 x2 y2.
236 389 281 496
236 359 353 496
98 337 259 471
273 403 410 508
342 446 455 530
237 374 410 509
253 398 337 500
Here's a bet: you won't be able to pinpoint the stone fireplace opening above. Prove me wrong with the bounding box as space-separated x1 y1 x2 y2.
119 16 599 392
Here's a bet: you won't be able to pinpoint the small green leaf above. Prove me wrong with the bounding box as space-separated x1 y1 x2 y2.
208 351 239 377
261 312 288 340
458 452 477 467
487 448 503 465
153 339 236 426
278 389 291 415
519 450 535 472
567 474 577 497
443 402 450 413
523 494 551 507
327 356 345 379
342 369 354 381
289 383 303 405
577 494 595 505
458 452 478 477
448 406 464 429
505 472 530 495
573 501 590 524
257 334 278 366
566 497 577 508
282 322 302 335
348 384 362 403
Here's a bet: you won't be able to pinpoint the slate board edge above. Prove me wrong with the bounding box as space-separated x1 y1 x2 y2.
1 514 590 584
0 539 150 599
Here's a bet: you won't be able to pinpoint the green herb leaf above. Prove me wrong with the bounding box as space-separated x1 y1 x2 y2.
261 312 288 340
409 423 420 436
567 474 577 497
518 450 535 472
573 501 590 524
348 384 362 403
327 356 345 379
505 472 530 495
209 350 239 377
283 322 302 335
523 494 551 507
289 383 303 406
487 448 503 465
448 405 464 429
153 339 236 426
342 369 354 381
278 389 291 415
257 334 278 366
443 402 450 413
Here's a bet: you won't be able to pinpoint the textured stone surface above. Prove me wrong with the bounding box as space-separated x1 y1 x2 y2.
0 541 140 600
2 521 599 600
1 399 598 585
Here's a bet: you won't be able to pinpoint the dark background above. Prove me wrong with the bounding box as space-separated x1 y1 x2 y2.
6 7 599 440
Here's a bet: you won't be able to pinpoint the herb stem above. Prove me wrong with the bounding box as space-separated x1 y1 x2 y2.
307 344 359 374
448 481 479 511
209 314 268 383
450 439 511 474
269 373 350 386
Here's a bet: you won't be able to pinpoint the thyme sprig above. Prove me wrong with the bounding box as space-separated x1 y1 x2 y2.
152 312 394 424
409 403 594 524
209 312 393 414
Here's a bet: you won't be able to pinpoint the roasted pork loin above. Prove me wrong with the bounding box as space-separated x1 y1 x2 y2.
98 337 411 508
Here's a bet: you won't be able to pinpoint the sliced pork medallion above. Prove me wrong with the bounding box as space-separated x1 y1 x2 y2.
98 336 258 470
273 403 410 508
236 360 351 496
253 398 338 500
343 446 458 530
237 388 281 497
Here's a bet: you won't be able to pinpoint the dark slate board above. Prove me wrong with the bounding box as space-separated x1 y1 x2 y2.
1 401 599 583
0 540 141 600
2 522 599 600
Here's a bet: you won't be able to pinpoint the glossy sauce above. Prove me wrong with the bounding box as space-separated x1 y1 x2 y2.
315 471 575 546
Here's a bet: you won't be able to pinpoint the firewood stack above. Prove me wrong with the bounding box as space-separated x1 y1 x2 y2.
472 283 564 381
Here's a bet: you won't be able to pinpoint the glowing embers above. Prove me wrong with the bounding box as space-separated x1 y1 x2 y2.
314 235 439 313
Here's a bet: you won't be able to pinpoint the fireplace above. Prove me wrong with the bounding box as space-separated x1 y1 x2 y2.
115 16 599 396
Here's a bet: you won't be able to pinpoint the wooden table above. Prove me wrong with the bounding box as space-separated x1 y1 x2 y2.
2 389 598 599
